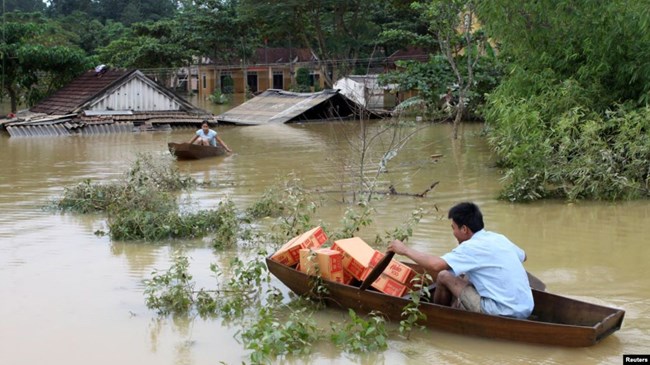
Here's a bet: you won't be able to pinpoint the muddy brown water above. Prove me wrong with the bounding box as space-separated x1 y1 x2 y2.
0 105 647 364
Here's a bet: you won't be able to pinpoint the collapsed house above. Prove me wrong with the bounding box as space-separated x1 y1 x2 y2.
1 68 210 137
215 89 386 126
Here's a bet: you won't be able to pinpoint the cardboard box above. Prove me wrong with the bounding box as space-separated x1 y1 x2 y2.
271 226 328 266
331 237 382 281
299 248 344 283
367 252 416 286
371 273 409 297
342 270 354 285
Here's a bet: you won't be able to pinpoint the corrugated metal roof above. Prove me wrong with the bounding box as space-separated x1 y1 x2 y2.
215 89 363 125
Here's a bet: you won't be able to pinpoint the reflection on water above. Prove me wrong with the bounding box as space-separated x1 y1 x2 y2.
0 121 647 364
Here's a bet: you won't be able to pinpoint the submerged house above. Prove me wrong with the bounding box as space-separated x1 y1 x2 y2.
215 89 386 126
333 75 398 110
2 68 210 137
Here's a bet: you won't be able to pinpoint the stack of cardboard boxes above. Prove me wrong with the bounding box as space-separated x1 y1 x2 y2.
332 237 415 297
271 227 416 298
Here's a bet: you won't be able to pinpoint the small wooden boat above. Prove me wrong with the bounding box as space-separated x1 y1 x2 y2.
168 142 226 160
266 257 625 347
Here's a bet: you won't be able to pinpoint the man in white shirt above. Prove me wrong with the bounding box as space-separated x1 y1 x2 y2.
388 202 534 318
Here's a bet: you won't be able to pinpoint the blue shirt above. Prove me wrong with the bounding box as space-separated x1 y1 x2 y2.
195 129 218 146
441 230 534 318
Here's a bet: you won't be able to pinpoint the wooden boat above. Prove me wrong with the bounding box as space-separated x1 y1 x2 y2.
266 257 625 347
167 142 226 160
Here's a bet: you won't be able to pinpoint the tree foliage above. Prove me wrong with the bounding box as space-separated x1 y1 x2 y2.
0 0 45 14
176 0 252 64
97 19 191 69
478 0 650 201
240 0 385 87
0 12 93 112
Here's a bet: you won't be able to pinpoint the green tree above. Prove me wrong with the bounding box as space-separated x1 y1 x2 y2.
414 0 488 138
176 0 251 65
47 0 96 17
294 67 311 92
477 0 650 200
58 11 128 55
379 1 498 128
97 19 191 69
0 12 92 113
240 0 384 87
95 0 177 24
0 0 45 14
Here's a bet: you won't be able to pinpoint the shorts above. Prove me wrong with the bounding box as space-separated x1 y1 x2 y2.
459 284 482 313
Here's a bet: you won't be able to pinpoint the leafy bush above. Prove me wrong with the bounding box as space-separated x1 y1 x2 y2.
208 89 229 104
241 307 320 363
143 252 195 316
481 0 650 201
487 86 650 201
330 309 388 353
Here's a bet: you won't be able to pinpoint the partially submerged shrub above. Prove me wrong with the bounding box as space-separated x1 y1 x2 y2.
247 175 323 246
399 273 431 339
212 199 240 249
108 203 234 241
125 153 195 191
54 153 242 242
241 306 320 363
143 251 195 316
53 153 195 214
55 179 124 213
246 185 285 219
330 309 388 353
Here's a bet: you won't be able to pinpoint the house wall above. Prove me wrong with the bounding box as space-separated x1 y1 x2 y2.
90 77 183 111
199 63 325 96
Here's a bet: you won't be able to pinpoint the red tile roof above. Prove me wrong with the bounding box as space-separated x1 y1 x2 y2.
386 47 430 63
30 69 135 115
252 48 316 64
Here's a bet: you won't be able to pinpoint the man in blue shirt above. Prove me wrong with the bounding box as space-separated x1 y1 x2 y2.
388 202 534 318
189 120 232 152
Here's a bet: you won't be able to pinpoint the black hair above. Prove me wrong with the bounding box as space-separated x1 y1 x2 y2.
201 120 210 127
448 202 484 233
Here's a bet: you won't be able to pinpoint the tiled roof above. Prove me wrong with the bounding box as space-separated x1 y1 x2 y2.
30 69 135 115
386 48 430 63
252 48 317 64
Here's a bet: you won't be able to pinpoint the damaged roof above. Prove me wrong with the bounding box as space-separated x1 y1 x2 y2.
215 89 383 126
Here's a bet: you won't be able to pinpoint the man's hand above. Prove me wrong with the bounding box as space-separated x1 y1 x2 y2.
387 239 409 256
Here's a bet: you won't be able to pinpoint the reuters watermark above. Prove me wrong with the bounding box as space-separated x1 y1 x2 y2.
624 355 650 364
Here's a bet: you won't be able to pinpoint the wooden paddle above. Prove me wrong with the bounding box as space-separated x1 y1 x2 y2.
359 251 395 291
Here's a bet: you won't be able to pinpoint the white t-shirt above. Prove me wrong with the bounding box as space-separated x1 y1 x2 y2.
195 129 218 146
441 229 534 318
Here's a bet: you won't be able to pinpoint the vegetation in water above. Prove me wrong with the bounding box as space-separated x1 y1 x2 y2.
478 0 650 201
53 153 242 242
247 175 324 245
143 251 195 316
240 306 320 363
54 153 194 214
399 273 432 339
54 150 430 363
208 88 230 104
330 309 389 353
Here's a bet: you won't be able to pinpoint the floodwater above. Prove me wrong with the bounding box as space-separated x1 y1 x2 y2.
0 107 648 364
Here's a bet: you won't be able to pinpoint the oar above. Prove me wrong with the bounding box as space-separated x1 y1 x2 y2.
359 251 395 291
527 271 546 291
